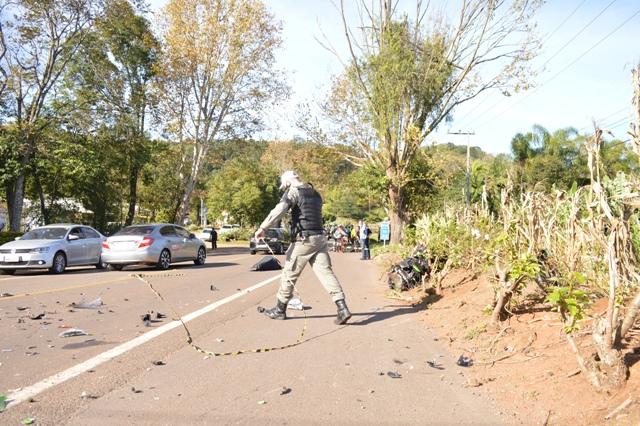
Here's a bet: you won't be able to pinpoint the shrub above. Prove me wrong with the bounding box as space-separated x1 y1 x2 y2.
0 232 22 245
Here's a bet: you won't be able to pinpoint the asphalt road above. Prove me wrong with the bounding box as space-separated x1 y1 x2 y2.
0 246 508 425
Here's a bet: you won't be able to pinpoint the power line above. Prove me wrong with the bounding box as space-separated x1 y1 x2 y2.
540 0 588 46
539 0 616 71
464 0 609 128
474 6 640 130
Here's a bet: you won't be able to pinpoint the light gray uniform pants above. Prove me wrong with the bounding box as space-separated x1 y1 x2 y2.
277 234 345 303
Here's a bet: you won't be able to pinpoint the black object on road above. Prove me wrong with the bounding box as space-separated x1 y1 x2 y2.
456 354 473 367
250 256 282 271
387 371 402 379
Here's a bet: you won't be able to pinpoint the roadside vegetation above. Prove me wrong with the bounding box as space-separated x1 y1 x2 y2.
1 0 639 399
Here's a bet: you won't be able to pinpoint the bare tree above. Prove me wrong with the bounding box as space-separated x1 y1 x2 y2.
157 0 287 224
307 0 542 243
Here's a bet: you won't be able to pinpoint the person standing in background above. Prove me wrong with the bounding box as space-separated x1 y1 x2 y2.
360 221 371 260
210 228 218 250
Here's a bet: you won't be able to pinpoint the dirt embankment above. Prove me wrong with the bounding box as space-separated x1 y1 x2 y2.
387 270 640 425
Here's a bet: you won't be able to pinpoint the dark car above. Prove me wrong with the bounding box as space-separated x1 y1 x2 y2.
250 228 289 255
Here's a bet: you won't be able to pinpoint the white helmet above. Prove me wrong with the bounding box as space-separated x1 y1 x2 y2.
279 170 299 189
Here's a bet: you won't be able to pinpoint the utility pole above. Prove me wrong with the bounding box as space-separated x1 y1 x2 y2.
448 130 476 210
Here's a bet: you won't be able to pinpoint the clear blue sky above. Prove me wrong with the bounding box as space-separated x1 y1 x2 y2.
149 0 640 155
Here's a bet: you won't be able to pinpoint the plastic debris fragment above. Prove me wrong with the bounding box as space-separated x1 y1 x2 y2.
287 298 304 310
71 298 103 309
58 328 88 338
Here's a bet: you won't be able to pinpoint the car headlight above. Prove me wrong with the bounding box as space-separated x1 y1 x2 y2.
30 247 50 253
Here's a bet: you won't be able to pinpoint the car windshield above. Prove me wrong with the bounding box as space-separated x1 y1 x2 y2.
266 229 279 238
114 226 155 236
21 227 68 240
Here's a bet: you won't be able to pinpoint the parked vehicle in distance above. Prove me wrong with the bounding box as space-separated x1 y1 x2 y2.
101 224 207 270
198 228 214 241
218 224 240 234
0 224 106 275
250 228 290 255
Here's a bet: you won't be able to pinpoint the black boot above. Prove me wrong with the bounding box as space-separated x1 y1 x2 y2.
259 299 287 320
335 299 352 325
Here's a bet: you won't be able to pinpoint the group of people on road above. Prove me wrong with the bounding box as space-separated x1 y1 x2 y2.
327 222 372 259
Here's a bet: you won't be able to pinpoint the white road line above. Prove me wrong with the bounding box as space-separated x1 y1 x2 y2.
5 273 281 409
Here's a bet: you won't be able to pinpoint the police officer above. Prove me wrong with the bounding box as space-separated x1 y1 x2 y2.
255 170 352 325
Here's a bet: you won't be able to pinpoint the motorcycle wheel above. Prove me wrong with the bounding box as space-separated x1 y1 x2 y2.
388 273 406 291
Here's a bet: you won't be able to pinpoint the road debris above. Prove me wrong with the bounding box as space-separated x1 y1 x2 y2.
257 400 267 405
280 387 292 395
80 391 98 400
2 348 13 352
0 292 13 298
215 338 224 343
141 313 151 326
21 418 35 425
17 306 29 311
387 371 402 379
604 397 634 420
456 355 473 367
151 361 166 366
30 313 45 320
58 328 88 338
0 394 6 412
464 378 482 388
210 285 218 291
288 298 304 310
427 359 445 370
131 387 143 394
71 297 103 309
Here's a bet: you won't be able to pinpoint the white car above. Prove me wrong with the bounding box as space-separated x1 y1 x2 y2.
218 224 239 234
198 228 214 241
0 224 106 274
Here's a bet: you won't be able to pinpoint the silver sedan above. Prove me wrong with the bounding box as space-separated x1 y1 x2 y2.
101 224 207 270
0 224 106 274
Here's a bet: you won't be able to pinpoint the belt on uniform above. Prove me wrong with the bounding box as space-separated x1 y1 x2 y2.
299 230 324 237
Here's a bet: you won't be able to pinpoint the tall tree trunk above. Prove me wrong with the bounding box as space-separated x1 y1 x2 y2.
388 183 405 244
176 173 197 225
8 172 26 231
176 143 206 225
32 166 49 224
125 163 139 226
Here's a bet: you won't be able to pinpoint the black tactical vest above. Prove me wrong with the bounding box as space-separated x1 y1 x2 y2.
290 185 323 238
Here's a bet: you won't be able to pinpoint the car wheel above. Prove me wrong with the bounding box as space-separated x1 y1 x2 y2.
95 257 108 269
49 252 67 274
250 250 256 255
108 264 124 271
2 269 16 275
157 249 171 270
194 246 206 265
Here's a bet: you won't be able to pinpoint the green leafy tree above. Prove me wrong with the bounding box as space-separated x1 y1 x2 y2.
206 158 280 226
308 0 542 243
0 0 98 231
66 0 159 226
